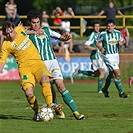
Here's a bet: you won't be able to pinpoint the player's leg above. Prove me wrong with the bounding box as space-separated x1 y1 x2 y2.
113 69 128 98
44 60 59 104
72 68 94 78
102 74 112 98
23 83 40 114
19 67 40 121
50 59 84 120
43 59 65 118
129 76 133 88
35 60 53 107
97 68 105 93
55 79 84 120
50 80 58 104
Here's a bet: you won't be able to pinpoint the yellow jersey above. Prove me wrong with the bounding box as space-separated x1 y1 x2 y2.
0 26 41 66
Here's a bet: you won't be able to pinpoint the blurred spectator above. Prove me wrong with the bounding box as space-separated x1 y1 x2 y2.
60 29 74 53
60 7 75 53
97 2 124 24
120 27 130 48
61 20 70 33
41 11 49 27
5 0 20 25
52 7 63 26
61 7 75 33
63 7 75 17
50 36 64 55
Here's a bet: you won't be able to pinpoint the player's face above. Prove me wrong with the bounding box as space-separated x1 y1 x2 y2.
94 24 100 33
29 18 41 31
5 27 16 41
107 23 115 33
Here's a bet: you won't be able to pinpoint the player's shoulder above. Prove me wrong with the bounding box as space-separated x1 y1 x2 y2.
42 26 49 30
114 29 121 33
15 26 25 32
100 30 107 35
2 40 11 48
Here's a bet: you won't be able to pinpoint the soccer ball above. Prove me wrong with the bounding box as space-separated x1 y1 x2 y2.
39 107 54 122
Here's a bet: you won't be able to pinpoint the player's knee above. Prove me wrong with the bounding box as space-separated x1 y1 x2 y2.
40 75 50 84
55 79 65 92
22 83 34 98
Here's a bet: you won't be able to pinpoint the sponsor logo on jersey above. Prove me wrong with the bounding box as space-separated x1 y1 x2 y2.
109 38 117 45
37 33 46 39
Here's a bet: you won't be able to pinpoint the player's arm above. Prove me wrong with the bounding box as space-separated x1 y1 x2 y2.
84 37 98 51
25 28 44 35
0 62 5 74
118 37 126 46
95 34 105 54
117 10 124 17
49 28 72 41
96 41 104 53
84 45 98 51
97 10 104 17
0 44 10 73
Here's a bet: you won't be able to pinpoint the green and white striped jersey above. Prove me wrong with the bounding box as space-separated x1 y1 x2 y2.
29 27 60 60
85 32 101 60
97 29 123 55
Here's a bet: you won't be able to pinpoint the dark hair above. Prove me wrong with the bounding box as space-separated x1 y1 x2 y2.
27 10 42 22
2 21 15 35
106 19 115 25
93 21 100 27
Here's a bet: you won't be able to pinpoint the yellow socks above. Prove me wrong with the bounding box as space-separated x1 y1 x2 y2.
27 95 40 113
42 82 53 107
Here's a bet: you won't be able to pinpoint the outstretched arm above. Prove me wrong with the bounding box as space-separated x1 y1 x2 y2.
97 10 104 17
0 62 5 74
84 45 98 51
60 32 72 42
118 10 124 17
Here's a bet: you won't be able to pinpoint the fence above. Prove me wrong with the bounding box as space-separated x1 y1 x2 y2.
0 15 133 36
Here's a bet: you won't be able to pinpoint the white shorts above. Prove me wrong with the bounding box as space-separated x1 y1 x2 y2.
92 58 106 71
92 58 109 78
105 53 119 70
44 59 63 80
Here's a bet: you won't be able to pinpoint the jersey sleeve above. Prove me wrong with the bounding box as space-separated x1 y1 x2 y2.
84 33 94 46
49 28 61 39
0 42 10 64
96 32 103 42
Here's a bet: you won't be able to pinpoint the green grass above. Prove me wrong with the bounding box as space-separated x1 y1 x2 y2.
0 81 133 133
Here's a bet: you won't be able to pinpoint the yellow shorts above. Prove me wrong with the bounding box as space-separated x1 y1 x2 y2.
19 60 52 90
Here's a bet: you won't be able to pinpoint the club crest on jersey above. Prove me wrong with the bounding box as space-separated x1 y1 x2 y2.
109 38 117 45
22 75 28 80
11 42 17 47
37 33 46 39
21 31 26 36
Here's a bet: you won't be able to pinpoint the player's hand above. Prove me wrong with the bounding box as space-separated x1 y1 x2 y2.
60 32 72 41
18 21 23 26
37 29 44 35
99 47 105 54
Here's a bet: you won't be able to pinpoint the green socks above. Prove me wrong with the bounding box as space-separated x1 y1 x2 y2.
103 76 112 91
114 78 123 94
79 70 93 76
61 89 77 112
97 77 104 92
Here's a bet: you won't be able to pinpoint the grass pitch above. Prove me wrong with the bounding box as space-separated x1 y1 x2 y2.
0 81 133 133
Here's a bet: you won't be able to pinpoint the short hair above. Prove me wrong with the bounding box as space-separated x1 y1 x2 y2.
2 21 15 36
93 21 100 27
27 10 42 22
106 19 115 25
